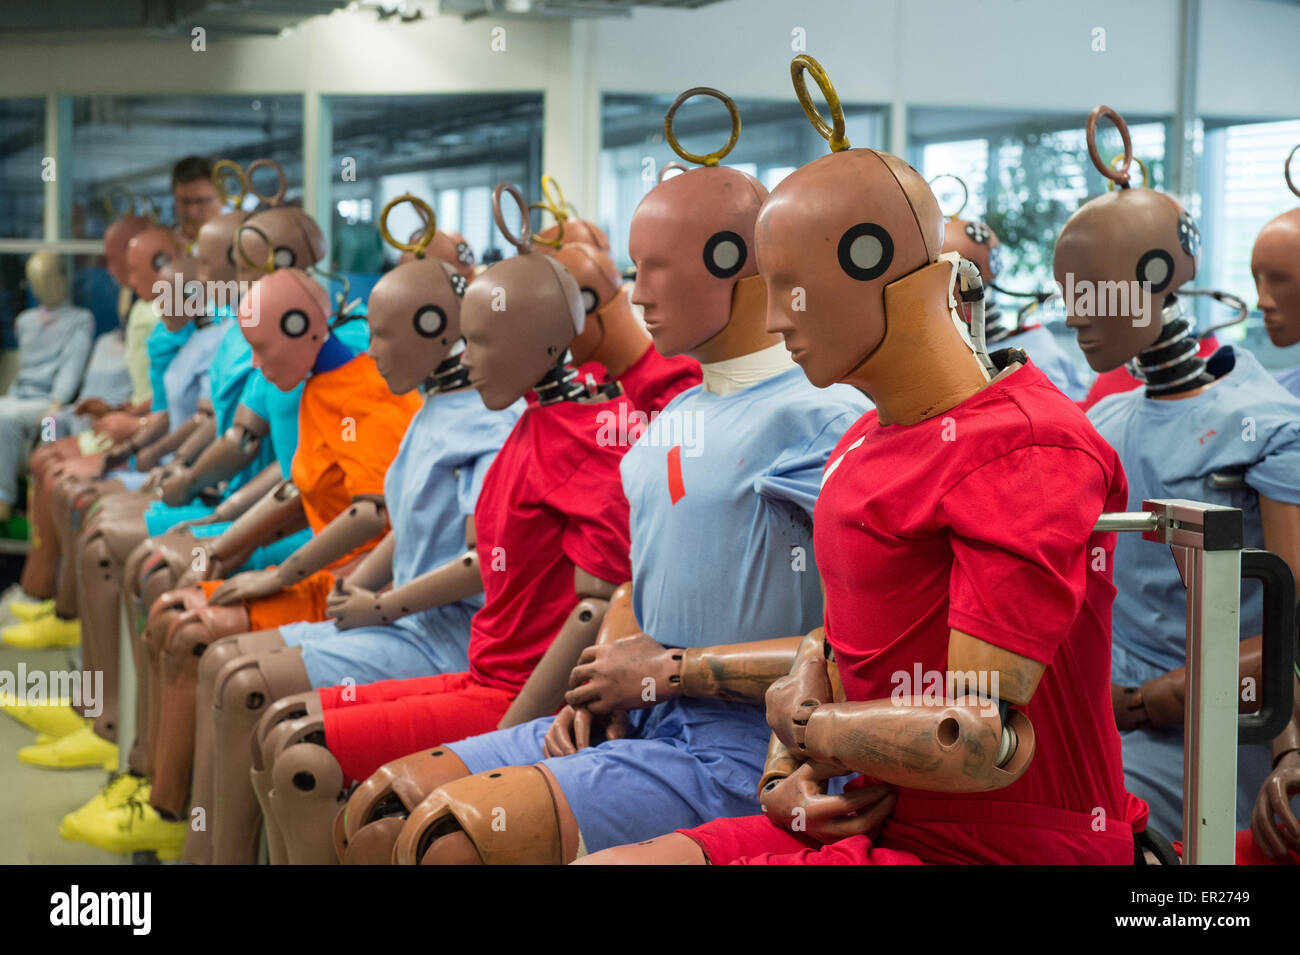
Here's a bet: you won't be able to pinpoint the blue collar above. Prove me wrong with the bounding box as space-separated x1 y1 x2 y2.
312 333 355 375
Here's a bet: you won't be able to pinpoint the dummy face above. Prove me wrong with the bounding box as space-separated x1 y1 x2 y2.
235 208 326 284
1054 189 1198 372
197 210 249 287
104 215 152 285
239 269 331 392
156 255 202 331
460 255 583 410
367 258 466 395
173 177 222 240
25 251 69 307
126 227 180 302
553 242 624 366
628 166 766 358
1251 212 1300 348
758 149 942 388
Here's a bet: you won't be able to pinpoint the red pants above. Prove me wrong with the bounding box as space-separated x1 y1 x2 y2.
319 671 513 784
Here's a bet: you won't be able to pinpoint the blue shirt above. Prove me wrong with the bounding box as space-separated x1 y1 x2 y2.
620 366 870 650
145 322 194 416
1088 346 1300 683
1003 324 1091 402
1274 364 1300 400
385 387 522 628
12 304 95 404
161 317 228 427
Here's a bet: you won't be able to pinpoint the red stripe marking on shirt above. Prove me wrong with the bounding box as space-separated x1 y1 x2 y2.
667 444 685 505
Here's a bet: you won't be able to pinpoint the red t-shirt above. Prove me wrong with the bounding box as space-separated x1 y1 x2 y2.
468 391 633 694
1080 334 1220 410
616 343 701 417
815 360 1132 864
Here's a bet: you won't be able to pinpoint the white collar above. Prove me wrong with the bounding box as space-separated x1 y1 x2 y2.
700 341 797 397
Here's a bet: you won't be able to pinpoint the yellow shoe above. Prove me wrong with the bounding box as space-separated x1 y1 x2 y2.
18 725 117 770
1 615 81 649
60 773 149 838
0 697 88 737
9 598 54 622
61 786 186 860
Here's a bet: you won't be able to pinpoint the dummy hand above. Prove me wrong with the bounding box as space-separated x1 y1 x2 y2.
158 468 194 507
1250 751 1300 861
542 704 630 758
564 632 680 716
759 762 897 844
141 464 174 494
208 568 282 606
325 580 389 630
1112 670 1186 732
766 648 835 751
96 412 143 445
76 397 114 418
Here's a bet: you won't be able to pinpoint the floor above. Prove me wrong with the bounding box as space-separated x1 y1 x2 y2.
0 583 124 865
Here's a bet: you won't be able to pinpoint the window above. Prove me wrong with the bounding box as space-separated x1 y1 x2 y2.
0 99 46 240
600 94 886 269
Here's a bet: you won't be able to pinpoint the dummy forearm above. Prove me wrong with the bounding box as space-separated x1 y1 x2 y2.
203 480 306 568
497 573 621 729
1136 636 1263 727
796 695 1035 793
207 464 282 524
129 410 170 451
132 412 186 466
176 406 270 500
758 734 802 794
272 497 387 588
373 549 479 618
168 411 217 469
344 534 396 592
760 631 844 792
676 637 803 704
1271 678 1300 763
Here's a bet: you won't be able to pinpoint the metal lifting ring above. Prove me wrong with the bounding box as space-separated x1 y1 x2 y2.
492 182 533 253
235 222 276 275
102 186 137 220
212 159 249 208
658 161 689 183
928 173 970 220
664 86 741 167
1086 105 1133 188
539 175 569 220
791 54 849 153
378 193 437 257
1285 144 1300 199
1105 153 1148 192
527 202 565 248
246 158 288 206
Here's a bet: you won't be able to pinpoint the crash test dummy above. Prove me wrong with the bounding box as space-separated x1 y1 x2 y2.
935 190 1089 401
245 183 640 864
179 196 521 865
63 267 416 861
331 89 869 867
1063 110 1300 844
1251 146 1300 400
583 57 1138 866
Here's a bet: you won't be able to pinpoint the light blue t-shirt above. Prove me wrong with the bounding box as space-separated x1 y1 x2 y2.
12 303 95 404
160 316 229 427
620 366 870 650
1274 364 1300 400
1088 346 1300 684
145 321 194 416
1002 324 1091 402
238 317 371 479
385 387 522 629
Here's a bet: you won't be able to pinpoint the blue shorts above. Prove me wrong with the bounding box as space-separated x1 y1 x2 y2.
144 499 214 537
447 697 771 853
106 467 150 492
279 604 474 689
1121 725 1273 839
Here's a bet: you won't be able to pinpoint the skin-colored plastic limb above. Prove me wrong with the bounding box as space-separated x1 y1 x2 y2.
142 403 216 479
108 410 169 468
188 479 305 582
158 405 270 507
676 637 803 704
495 568 616 728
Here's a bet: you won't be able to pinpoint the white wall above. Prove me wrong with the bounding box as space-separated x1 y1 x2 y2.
1198 0 1300 118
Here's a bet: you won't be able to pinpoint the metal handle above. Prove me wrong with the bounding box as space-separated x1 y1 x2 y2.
1238 549 1297 745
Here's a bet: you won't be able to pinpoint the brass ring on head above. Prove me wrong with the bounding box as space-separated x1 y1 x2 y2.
1286 144 1300 199
539 175 569 220
102 186 136 220
1105 153 1148 192
235 222 276 275
528 202 565 248
139 195 161 223
1086 105 1133 187
790 55 849 153
379 193 437 257
492 183 533 253
664 87 741 167
212 160 249 208
927 174 969 220
246 158 288 206
658 161 689 184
